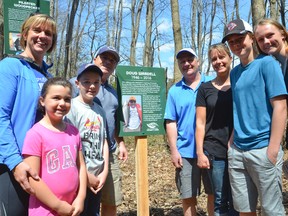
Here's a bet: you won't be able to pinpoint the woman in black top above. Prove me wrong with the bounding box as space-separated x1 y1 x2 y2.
196 43 238 216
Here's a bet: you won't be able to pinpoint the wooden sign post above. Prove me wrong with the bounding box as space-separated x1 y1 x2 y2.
135 136 149 216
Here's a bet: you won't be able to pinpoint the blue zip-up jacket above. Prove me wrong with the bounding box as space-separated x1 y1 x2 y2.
0 57 51 170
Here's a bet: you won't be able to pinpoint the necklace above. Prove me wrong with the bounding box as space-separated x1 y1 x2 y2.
214 78 226 86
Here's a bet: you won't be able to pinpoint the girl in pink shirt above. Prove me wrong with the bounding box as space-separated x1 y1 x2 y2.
22 77 87 216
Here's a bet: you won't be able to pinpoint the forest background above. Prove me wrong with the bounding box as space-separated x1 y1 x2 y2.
0 0 287 84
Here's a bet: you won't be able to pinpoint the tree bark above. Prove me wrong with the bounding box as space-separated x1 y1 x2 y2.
206 0 217 74
115 0 123 51
279 0 286 27
143 0 154 67
269 0 278 19
170 0 182 82
130 0 144 66
197 0 203 71
251 0 265 25
63 0 80 78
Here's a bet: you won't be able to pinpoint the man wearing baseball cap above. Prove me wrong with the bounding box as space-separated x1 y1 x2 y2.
164 48 214 216
93 45 127 216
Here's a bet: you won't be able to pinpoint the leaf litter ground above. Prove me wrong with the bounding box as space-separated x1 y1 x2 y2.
117 136 288 215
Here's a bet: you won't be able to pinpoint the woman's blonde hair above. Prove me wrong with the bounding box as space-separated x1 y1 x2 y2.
208 43 232 62
20 13 57 53
254 18 288 54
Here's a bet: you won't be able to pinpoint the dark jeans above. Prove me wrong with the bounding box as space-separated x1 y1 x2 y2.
206 155 238 216
0 164 29 216
81 188 102 216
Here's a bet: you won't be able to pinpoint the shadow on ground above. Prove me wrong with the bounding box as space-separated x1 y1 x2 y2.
118 207 208 216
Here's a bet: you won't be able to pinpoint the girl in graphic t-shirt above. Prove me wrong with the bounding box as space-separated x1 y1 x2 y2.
22 77 87 216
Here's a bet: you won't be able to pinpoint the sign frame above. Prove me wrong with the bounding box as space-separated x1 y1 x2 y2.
3 0 50 55
116 65 166 137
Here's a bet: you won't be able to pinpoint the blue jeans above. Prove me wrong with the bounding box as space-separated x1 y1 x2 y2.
207 155 238 216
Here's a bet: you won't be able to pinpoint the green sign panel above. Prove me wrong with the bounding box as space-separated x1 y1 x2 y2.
3 0 50 55
116 65 166 136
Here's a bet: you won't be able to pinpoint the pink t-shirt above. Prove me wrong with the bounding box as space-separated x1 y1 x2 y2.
22 122 82 216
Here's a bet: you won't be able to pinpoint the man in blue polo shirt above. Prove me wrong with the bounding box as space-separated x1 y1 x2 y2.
164 48 213 216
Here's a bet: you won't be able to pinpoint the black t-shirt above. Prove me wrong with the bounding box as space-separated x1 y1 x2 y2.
196 81 233 159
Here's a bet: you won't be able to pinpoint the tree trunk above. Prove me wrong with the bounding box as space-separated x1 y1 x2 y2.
197 0 203 71
269 0 278 19
170 0 182 82
71 1 90 78
105 0 111 45
63 0 80 78
206 0 217 74
143 0 154 67
130 0 144 66
234 0 240 18
115 0 123 51
47 0 55 65
279 0 286 27
251 0 265 25
191 1 197 49
222 0 228 24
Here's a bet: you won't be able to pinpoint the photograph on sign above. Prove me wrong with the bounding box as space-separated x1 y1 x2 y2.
116 65 166 137
122 95 142 133
9 32 22 52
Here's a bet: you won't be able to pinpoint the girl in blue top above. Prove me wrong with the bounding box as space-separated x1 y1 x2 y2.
0 13 57 216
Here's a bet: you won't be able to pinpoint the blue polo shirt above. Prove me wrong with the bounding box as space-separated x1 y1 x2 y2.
164 73 213 158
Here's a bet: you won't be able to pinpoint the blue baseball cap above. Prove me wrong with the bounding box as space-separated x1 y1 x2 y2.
77 63 103 79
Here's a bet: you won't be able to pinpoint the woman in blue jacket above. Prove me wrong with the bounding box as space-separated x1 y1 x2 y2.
0 13 57 216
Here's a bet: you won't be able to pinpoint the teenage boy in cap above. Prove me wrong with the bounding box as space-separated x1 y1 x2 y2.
222 19 286 215
65 63 109 216
93 45 128 216
164 48 214 216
